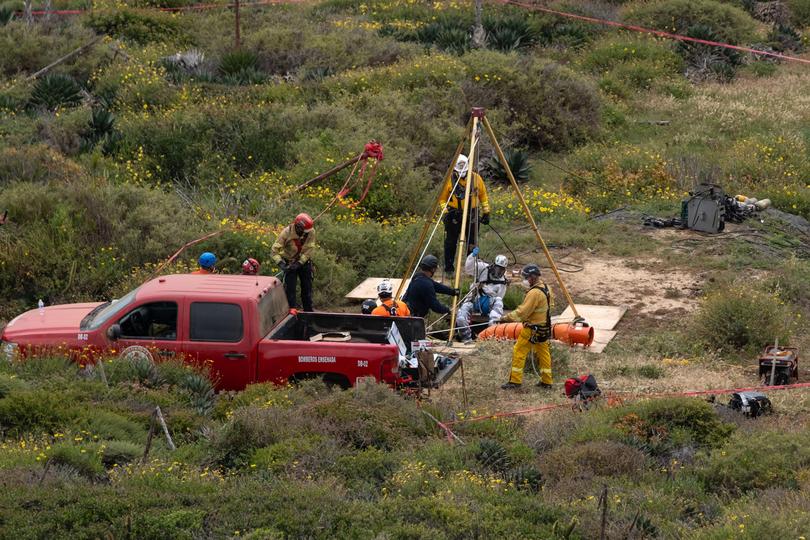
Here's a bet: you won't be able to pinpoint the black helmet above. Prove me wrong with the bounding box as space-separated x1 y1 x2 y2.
361 299 377 314
521 264 542 278
419 254 439 271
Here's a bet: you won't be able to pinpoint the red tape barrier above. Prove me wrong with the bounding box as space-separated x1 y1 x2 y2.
495 0 810 66
433 381 810 442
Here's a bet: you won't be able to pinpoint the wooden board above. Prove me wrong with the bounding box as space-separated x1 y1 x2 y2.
588 329 618 354
555 304 627 331
345 277 411 300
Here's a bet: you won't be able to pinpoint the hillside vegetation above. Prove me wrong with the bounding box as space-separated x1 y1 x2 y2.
1 0 810 537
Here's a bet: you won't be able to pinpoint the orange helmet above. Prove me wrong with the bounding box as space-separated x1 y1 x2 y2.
241 258 260 275
294 213 314 233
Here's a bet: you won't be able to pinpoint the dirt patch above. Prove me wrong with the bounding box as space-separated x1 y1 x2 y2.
549 255 703 318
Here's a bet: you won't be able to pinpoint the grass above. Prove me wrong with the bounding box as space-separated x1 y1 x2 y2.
2 0 810 535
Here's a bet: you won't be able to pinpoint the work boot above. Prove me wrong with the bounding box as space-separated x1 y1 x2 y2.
501 382 521 390
462 338 473 345
536 381 553 389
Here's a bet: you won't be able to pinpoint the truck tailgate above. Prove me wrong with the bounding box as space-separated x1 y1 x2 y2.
257 339 400 386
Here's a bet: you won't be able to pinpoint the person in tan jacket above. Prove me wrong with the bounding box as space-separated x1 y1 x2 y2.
272 213 316 311
499 264 553 390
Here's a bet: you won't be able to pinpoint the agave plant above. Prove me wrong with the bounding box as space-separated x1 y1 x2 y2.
475 438 511 472
486 17 539 52
435 27 470 55
180 372 216 415
0 4 14 26
218 49 259 77
488 148 532 184
29 73 83 111
89 107 115 138
506 464 543 492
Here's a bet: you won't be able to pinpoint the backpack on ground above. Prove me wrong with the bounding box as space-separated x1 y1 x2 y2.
564 374 601 410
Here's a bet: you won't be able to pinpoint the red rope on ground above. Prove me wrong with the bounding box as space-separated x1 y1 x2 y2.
444 381 810 427
495 0 810 66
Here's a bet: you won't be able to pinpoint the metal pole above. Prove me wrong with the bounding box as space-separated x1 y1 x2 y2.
481 115 581 318
447 111 483 343
395 118 473 300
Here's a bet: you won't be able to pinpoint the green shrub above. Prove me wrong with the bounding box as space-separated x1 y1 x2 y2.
701 430 810 494
677 24 743 81
542 440 648 481
622 0 758 44
460 50 601 151
79 409 144 443
334 447 398 491
0 180 200 317
0 22 102 79
48 442 106 480
0 373 31 398
693 286 795 352
580 34 685 93
85 9 186 44
214 406 285 466
0 389 77 436
28 73 83 111
611 398 734 455
100 440 142 467
787 0 810 26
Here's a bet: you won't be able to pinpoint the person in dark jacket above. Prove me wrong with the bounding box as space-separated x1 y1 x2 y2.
403 255 459 318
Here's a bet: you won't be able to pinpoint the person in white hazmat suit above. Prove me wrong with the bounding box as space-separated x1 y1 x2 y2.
456 247 509 343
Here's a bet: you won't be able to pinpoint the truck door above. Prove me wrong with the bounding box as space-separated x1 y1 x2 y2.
184 301 254 391
113 301 183 363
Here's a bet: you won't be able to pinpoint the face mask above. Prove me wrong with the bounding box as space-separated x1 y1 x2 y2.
521 279 531 289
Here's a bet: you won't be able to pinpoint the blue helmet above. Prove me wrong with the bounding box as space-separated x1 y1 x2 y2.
198 252 217 270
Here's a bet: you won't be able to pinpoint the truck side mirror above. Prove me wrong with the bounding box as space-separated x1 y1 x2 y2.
107 324 122 341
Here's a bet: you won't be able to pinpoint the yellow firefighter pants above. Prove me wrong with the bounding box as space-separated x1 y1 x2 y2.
509 327 552 385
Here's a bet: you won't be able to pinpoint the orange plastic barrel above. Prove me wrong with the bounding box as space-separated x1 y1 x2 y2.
477 322 594 347
478 322 524 341
552 322 594 347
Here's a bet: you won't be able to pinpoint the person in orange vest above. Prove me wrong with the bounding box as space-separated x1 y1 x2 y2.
272 213 316 311
191 252 217 274
438 154 490 273
370 280 410 317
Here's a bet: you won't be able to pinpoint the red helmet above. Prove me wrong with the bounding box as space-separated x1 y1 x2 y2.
241 258 260 275
294 213 314 233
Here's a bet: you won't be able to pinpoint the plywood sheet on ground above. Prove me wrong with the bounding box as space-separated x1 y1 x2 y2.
346 277 411 299
556 304 627 331
588 329 618 354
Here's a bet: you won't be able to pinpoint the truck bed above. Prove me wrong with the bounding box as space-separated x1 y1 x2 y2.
266 312 425 349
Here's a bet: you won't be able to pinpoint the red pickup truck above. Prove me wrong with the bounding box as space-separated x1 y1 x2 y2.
0 275 458 391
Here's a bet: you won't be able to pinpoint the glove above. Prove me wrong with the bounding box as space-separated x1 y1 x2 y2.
453 288 461 297
471 246 480 257
288 261 301 271
480 213 490 225
278 260 288 271
499 315 509 323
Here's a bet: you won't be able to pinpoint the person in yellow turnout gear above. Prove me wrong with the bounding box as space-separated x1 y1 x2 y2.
499 264 553 390
438 154 490 273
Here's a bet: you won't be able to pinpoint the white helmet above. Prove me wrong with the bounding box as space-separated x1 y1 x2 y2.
494 255 508 268
377 280 394 297
454 154 469 176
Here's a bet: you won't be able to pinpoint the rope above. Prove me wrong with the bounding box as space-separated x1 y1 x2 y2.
496 0 810 66
483 222 518 265
443 381 810 427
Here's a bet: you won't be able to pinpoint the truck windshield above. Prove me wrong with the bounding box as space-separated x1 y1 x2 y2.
259 287 290 337
82 287 140 330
